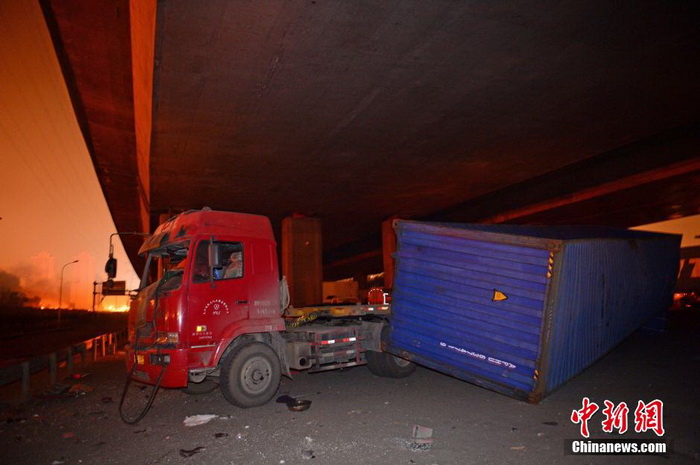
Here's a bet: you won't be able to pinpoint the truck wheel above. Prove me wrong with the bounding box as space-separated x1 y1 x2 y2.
181 379 218 395
219 341 281 408
366 350 417 378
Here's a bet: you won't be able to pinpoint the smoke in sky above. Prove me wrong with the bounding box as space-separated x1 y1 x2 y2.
9 261 56 303
0 267 43 307
0 270 20 291
0 251 104 309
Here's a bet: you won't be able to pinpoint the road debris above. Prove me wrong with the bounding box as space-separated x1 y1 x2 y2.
410 424 433 451
287 399 311 411
301 436 315 459
183 414 218 426
68 383 93 395
179 446 205 457
36 384 73 399
277 394 312 411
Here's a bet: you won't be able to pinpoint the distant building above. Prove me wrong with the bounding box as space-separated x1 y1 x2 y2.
31 251 56 282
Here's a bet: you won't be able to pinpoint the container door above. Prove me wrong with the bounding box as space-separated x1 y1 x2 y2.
387 222 552 401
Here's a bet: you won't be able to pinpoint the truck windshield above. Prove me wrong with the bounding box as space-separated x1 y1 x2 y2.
141 241 190 290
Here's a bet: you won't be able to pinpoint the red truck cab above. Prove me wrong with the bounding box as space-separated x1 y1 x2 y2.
126 209 287 406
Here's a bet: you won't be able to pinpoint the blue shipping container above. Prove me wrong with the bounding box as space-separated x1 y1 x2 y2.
387 221 680 403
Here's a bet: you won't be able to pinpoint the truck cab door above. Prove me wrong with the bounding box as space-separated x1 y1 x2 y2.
188 240 249 349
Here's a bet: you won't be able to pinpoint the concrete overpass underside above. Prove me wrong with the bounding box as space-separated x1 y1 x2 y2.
41 0 700 279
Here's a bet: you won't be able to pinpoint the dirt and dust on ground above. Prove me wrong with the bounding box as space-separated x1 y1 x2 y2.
0 309 698 465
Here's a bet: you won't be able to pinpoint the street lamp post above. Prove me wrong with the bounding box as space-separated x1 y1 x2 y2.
58 259 79 328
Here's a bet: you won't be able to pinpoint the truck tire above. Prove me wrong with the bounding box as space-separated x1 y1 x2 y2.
219 341 281 408
181 379 218 395
366 350 417 378
366 325 416 378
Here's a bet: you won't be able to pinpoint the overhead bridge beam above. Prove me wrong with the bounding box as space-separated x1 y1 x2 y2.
324 123 700 280
425 122 700 226
41 0 157 267
482 158 700 224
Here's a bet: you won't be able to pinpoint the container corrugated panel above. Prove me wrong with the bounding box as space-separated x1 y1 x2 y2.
543 237 680 393
387 221 680 403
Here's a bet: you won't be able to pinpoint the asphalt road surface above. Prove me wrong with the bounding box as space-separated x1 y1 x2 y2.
0 309 698 465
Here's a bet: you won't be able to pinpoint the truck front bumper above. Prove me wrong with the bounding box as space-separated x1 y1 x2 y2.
125 346 188 388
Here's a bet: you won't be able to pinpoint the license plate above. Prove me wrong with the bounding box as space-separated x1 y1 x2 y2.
136 354 145 365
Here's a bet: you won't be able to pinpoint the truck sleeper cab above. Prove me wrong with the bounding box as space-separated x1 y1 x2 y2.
127 209 288 407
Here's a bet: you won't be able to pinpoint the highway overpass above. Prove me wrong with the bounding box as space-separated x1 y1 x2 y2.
41 0 700 279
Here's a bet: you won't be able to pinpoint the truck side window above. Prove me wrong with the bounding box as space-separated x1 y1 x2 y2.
215 243 244 280
192 241 244 282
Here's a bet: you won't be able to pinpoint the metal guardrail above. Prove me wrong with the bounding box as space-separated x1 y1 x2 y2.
1 330 127 401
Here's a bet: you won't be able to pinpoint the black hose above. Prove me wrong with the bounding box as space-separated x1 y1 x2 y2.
118 356 166 424
118 276 170 424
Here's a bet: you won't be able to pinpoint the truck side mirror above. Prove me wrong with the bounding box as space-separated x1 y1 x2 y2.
208 242 221 269
105 257 117 279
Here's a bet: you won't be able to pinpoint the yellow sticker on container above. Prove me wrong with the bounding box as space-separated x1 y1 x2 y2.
492 290 508 301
